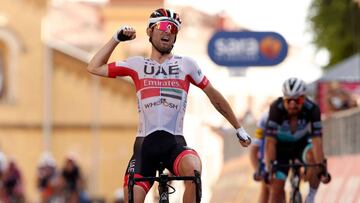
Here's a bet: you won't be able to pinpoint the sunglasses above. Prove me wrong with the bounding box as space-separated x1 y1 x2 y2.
153 21 179 34
284 96 305 105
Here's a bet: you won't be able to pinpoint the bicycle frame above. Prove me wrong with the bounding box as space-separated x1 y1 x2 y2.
289 163 302 203
128 166 202 203
272 161 324 203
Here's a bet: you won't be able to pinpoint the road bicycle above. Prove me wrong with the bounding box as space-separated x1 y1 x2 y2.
270 159 331 203
128 162 202 203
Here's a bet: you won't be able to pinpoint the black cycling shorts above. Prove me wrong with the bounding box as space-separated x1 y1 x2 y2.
123 130 199 192
274 137 313 180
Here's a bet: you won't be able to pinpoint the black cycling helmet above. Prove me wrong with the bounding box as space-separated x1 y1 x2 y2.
148 8 182 29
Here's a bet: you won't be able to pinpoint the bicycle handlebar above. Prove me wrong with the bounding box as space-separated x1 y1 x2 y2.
268 159 331 184
133 175 198 182
271 162 323 169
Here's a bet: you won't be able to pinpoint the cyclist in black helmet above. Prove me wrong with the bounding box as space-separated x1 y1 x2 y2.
86 8 252 203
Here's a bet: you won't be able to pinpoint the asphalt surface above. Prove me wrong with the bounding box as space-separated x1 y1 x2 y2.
210 153 360 203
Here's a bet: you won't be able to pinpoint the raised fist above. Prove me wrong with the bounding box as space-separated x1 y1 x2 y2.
113 25 136 42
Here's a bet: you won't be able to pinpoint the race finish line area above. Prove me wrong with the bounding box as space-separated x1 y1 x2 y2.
210 154 360 203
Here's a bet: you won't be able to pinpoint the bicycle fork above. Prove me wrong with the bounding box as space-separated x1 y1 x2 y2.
158 170 202 203
158 174 169 203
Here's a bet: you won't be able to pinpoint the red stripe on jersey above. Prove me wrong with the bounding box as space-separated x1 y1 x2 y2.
197 76 209 89
108 62 123 78
141 88 160 99
185 75 209 90
139 78 190 92
107 62 140 90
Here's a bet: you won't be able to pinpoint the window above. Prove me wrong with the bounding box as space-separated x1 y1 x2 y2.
0 41 7 101
0 54 4 98
0 27 23 103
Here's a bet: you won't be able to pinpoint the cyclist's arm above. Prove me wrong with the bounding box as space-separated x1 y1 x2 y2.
310 105 325 164
264 100 279 170
250 145 260 170
265 136 277 170
87 38 119 77
202 83 241 129
312 136 325 163
313 132 331 183
250 126 264 169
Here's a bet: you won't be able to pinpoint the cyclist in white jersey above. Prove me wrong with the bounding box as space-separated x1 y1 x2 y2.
86 8 252 203
250 111 270 203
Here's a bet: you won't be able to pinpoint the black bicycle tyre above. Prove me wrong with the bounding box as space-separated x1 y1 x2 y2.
290 190 302 203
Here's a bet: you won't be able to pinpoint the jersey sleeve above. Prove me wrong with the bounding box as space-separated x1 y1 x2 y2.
253 111 269 146
310 105 323 137
265 100 281 138
107 57 139 78
183 57 209 89
253 128 264 146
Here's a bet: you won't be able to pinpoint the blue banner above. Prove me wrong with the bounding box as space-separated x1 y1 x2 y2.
207 31 288 67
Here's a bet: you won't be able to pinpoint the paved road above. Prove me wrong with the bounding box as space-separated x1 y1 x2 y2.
316 154 360 203
210 153 360 203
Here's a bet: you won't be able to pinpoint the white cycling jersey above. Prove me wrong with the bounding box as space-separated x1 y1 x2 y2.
108 55 209 137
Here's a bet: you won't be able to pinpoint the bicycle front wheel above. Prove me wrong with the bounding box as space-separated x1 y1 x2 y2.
290 190 302 203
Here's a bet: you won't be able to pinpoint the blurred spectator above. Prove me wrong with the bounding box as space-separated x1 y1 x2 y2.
0 150 8 202
37 152 59 203
61 155 89 203
0 150 8 177
113 187 124 203
0 150 7 184
327 81 357 113
2 159 25 203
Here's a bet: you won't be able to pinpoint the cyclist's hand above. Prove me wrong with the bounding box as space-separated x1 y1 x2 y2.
253 171 263 182
318 159 331 184
236 127 252 147
113 25 136 42
264 160 277 184
263 171 273 184
320 172 331 184
253 160 265 181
